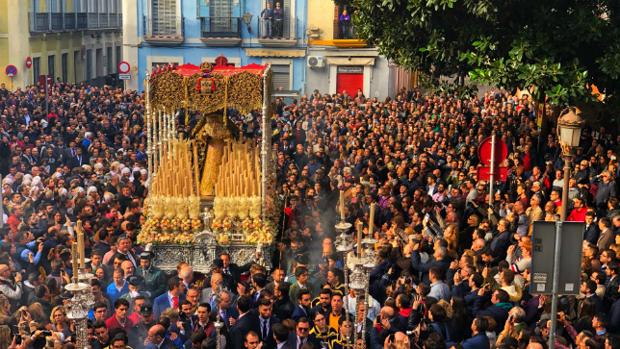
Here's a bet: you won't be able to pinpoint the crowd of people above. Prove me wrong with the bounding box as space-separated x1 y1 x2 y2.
1 79 620 349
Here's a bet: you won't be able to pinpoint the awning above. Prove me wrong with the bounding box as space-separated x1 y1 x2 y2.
245 49 306 58
325 57 375 66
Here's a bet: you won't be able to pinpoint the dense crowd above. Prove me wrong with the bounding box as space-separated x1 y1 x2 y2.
1 80 620 349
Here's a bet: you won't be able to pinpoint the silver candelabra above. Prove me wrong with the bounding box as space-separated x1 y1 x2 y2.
334 220 353 324
64 271 95 349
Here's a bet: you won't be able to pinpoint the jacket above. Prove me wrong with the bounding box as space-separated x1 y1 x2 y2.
461 333 490 349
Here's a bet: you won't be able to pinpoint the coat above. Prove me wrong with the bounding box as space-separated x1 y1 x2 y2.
461 333 490 349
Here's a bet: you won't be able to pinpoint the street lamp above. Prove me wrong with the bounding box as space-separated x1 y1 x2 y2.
549 106 584 349
556 107 585 220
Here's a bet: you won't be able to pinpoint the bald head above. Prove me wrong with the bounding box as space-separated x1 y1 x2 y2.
380 306 395 319
148 324 165 344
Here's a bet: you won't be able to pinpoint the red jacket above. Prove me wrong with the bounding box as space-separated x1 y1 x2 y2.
567 207 587 222
105 315 137 332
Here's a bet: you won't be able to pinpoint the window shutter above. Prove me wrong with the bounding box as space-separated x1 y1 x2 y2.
152 0 178 35
271 64 290 92
210 0 232 32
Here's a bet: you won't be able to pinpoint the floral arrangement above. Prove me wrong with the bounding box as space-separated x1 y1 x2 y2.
211 216 275 245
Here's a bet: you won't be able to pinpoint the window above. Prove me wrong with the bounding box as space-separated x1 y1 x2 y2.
86 49 93 80
335 4 356 39
61 53 68 82
209 0 235 33
271 64 290 92
74 51 80 82
96 48 103 77
115 46 121 69
33 57 41 83
151 0 179 35
48 55 55 78
262 0 291 38
151 61 172 69
107 47 113 75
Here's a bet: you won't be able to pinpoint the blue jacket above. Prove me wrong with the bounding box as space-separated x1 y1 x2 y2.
105 282 128 305
153 292 185 320
461 333 490 349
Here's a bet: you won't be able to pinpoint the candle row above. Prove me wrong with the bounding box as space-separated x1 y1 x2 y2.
150 137 200 198
215 141 262 198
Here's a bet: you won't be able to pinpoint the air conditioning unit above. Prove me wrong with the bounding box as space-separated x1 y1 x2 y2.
307 56 325 69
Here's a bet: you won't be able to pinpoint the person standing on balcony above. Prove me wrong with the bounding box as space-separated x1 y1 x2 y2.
261 2 274 38
339 9 351 39
273 2 284 38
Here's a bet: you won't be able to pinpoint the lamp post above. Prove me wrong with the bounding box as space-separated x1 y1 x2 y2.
548 107 584 349
557 107 585 220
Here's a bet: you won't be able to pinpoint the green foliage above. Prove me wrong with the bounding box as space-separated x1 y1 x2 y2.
352 0 620 113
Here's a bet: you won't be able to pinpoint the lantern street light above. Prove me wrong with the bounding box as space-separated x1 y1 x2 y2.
549 106 585 349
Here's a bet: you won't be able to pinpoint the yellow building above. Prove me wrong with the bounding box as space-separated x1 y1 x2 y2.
305 0 416 98
0 0 122 89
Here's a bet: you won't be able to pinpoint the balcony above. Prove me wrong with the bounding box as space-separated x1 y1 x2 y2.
257 18 296 47
64 13 76 30
29 12 122 33
144 16 184 45
77 13 88 29
332 20 367 48
200 17 241 46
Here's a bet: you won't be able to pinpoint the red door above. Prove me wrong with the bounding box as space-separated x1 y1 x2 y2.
337 66 363 95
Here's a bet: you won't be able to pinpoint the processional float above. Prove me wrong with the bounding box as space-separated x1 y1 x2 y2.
138 57 276 271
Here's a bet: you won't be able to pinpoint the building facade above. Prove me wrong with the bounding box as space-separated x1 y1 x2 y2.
0 0 123 89
124 0 308 96
306 0 415 99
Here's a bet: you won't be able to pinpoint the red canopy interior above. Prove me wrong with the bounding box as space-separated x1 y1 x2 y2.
172 62 267 77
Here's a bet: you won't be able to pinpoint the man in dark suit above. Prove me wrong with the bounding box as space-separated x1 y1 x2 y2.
597 217 614 250
145 324 176 349
606 262 620 306
211 289 238 331
461 317 490 349
291 290 312 322
220 252 253 290
229 296 257 349
580 279 605 314
489 219 512 262
288 318 320 349
272 324 292 349
584 211 599 245
256 298 280 348
153 277 184 320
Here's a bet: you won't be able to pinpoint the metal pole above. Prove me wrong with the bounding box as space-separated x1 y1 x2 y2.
261 66 271 222
549 154 571 349
548 221 563 349
560 155 571 221
0 174 3 229
342 253 350 323
488 132 496 221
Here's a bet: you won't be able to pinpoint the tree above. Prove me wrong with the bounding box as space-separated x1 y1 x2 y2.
353 0 620 114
